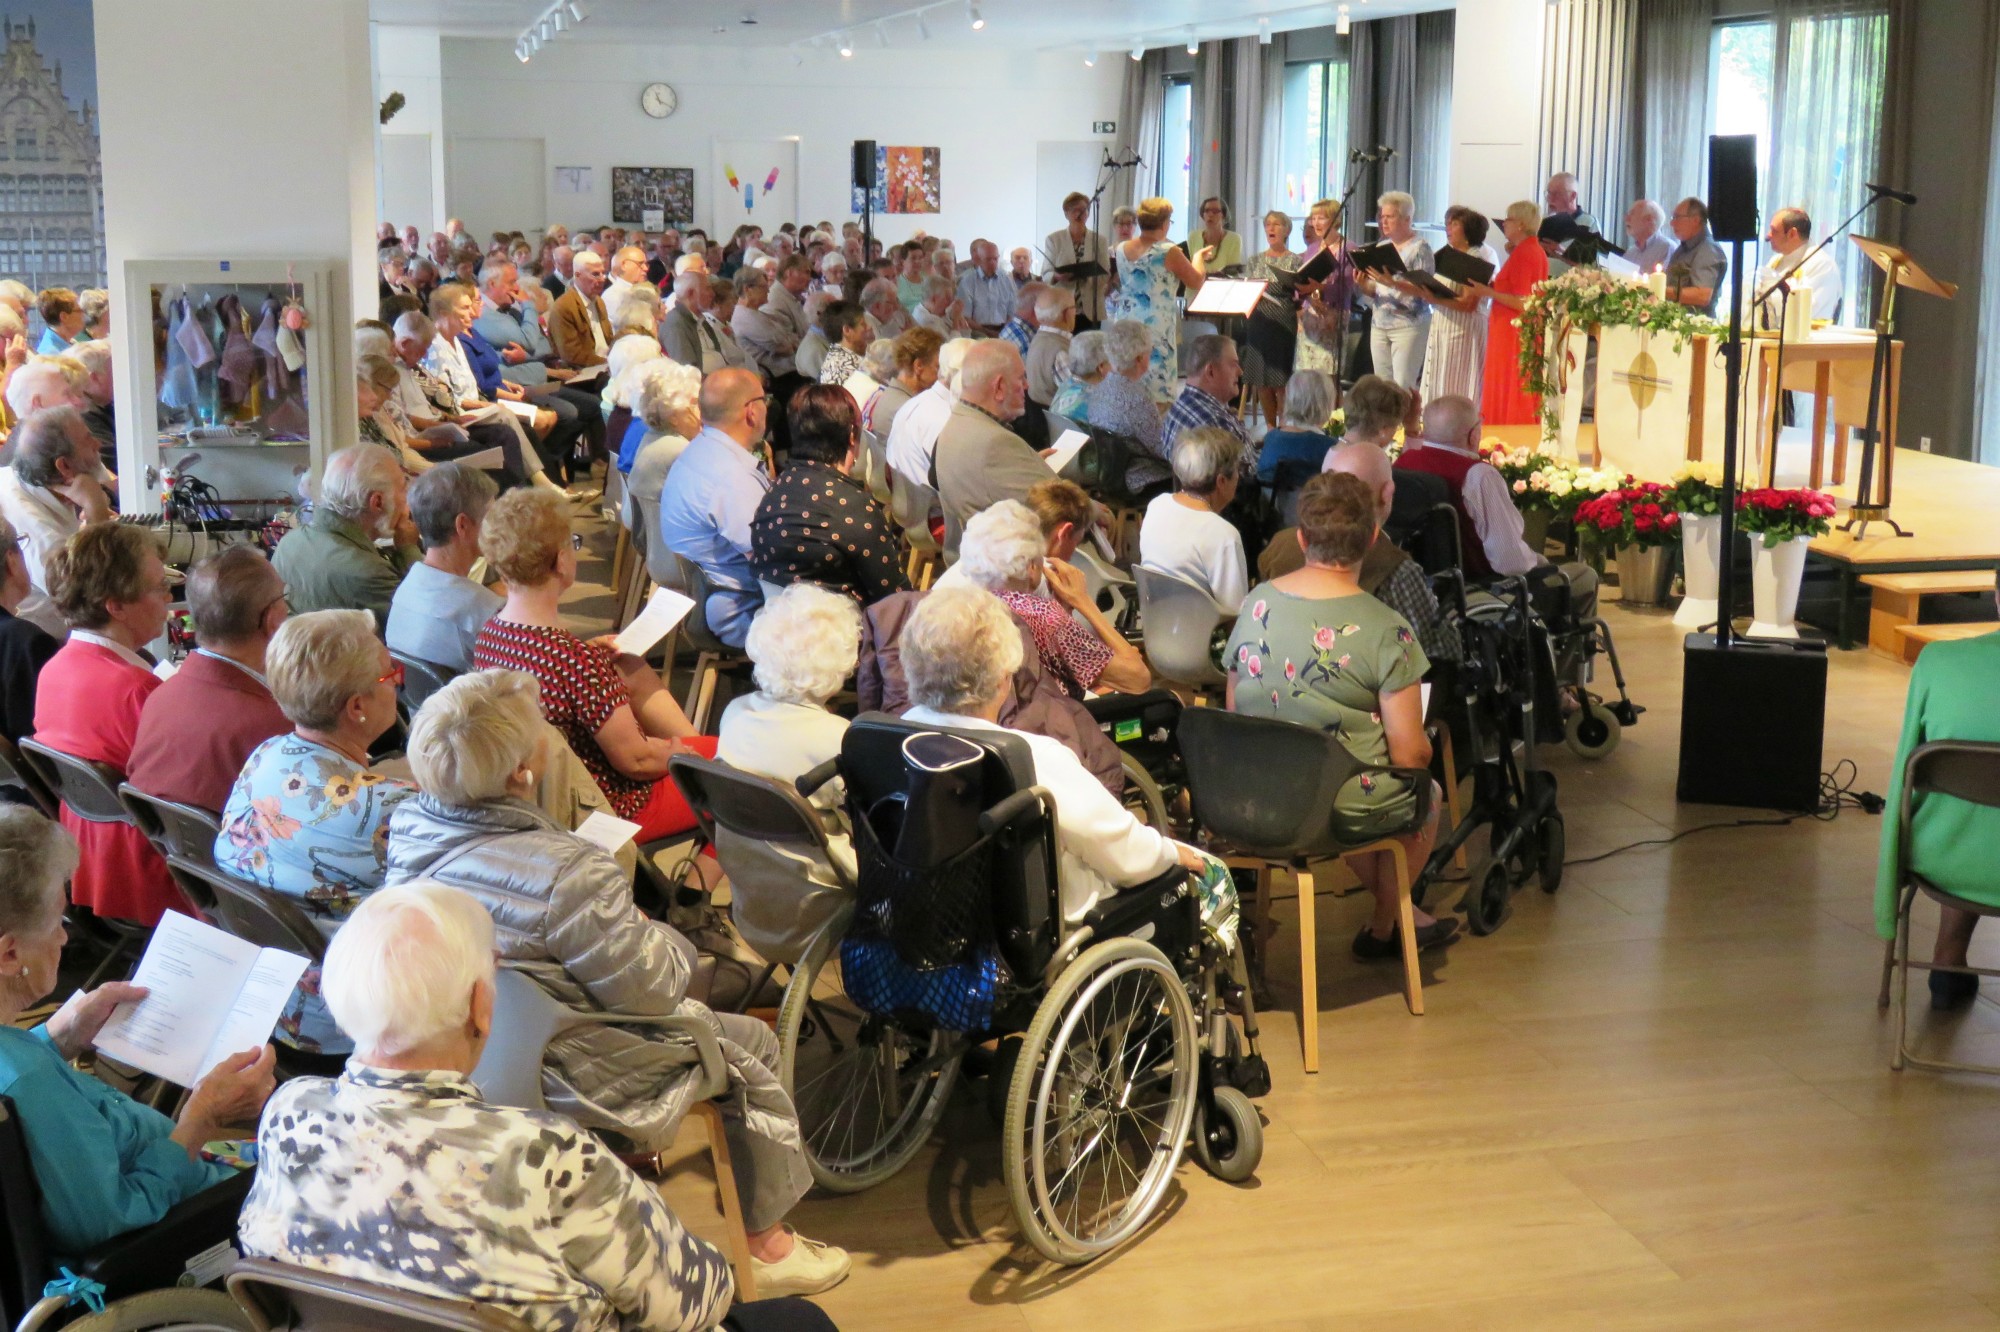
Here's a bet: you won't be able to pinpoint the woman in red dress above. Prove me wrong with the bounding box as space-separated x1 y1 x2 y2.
1471 200 1550 426
32 524 187 925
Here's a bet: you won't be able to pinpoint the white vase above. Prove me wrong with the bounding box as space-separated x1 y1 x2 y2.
1673 513 1723 630
1748 534 1811 639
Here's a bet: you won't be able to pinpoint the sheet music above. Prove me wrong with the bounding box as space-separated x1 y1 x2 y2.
611 585 697 657
564 362 606 385
575 810 643 853
1186 279 1268 317
202 950 310 1080
497 398 538 421
1045 430 1090 476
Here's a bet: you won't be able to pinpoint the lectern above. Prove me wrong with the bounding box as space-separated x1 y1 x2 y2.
1841 236 1956 539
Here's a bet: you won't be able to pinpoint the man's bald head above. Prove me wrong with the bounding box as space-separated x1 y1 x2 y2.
697 367 768 445
1324 440 1396 526
1420 394 1481 448
958 340 1027 422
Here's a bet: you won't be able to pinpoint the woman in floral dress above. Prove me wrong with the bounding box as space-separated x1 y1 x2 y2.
1224 471 1457 959
1105 196 1213 401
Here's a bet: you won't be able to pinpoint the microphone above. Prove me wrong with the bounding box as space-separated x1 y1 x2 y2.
1866 182 1917 205
1375 145 1397 160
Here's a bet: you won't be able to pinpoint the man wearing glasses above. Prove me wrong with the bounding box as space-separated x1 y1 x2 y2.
1664 197 1728 317
656 368 773 647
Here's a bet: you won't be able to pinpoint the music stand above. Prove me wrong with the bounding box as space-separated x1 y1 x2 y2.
1839 235 1956 539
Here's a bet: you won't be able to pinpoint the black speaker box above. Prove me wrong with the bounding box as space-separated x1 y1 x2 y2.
1708 133 1759 241
1676 633 1827 811
852 139 878 190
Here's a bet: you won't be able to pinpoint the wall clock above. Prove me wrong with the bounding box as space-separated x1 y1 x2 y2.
641 82 679 118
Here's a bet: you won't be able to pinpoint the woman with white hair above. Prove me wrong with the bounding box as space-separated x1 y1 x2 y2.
386 672 848 1299
944 499 1149 697
900 586 1212 925
607 327 667 473
216 609 416 1051
1354 190 1435 390
1138 425 1250 615
1256 368 1340 488
1050 329 1106 424
238 882 831 1331
0 806 273 1253
626 359 703 528
1085 318 1167 491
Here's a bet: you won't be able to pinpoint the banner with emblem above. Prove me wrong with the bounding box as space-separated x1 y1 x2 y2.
1595 325 1695 482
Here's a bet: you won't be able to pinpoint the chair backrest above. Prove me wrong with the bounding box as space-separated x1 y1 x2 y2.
0 1098 49 1331
165 855 328 961
468 968 569 1113
17 739 130 824
117 785 223 863
229 1258 537 1332
668 752 845 862
1397 501 1464 578
1133 566 1227 688
889 470 941 555
390 652 458 714
838 714 1059 979
668 552 733 655
0 735 57 817
1178 707 1366 861
1901 741 2000 855
863 428 892 505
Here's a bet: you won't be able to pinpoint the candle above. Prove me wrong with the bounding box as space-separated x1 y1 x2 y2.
1646 269 1668 300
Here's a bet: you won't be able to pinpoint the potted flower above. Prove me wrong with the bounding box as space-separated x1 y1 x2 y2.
1736 486 1837 637
1665 460 1727 629
1572 478 1680 607
1480 440 1564 552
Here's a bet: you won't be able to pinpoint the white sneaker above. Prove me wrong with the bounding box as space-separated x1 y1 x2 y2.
749 1232 851 1298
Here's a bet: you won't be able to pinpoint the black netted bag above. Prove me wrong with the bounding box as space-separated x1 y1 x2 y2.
849 731 999 970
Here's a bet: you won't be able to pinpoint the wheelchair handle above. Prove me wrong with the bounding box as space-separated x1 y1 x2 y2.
978 787 1045 837
796 758 842 800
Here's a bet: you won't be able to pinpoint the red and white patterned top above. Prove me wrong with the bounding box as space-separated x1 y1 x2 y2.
472 618 647 818
997 590 1111 700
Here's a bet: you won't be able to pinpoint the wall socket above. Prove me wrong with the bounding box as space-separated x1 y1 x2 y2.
1919 435 1932 453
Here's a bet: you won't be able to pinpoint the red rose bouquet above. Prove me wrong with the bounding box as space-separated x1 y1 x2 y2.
1571 478 1681 551
1735 487 1837 547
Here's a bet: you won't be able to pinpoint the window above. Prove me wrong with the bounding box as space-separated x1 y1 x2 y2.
1707 22 1775 187
1278 59 1351 226
1158 75 1192 236
0 231 17 272
67 175 85 210
14 127 33 161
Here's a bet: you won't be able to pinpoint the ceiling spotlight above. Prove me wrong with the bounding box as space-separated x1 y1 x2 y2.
1084 49 1097 66
565 1 585 21
1129 45 1143 61
538 19 553 41
1186 33 1199 54
916 12 930 38
552 9 567 32
1258 17 1272 44
515 38 530 61
1335 11 1350 33
969 3 985 31
838 32 853 56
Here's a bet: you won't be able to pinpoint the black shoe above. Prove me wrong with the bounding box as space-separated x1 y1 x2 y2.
1930 969 1979 1011
1351 919 1459 960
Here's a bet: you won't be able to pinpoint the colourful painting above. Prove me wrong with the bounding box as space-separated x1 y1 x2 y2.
610 166 694 227
852 145 941 215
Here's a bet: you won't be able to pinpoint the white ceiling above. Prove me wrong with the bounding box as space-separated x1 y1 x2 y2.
373 0 1454 55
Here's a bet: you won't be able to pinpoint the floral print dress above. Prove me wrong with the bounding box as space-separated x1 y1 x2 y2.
215 733 416 1051
1105 240 1182 402
1224 585 1431 839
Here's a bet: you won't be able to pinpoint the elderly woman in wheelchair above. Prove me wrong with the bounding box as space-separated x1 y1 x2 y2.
777 584 1265 1267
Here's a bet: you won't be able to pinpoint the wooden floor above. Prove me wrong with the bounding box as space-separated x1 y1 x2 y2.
628 578 2000 1330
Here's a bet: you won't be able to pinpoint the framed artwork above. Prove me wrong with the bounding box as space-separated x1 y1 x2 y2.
712 138 799 236
610 166 694 226
851 145 941 215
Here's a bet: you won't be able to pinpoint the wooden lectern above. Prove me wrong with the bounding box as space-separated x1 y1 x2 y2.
1842 236 1955 538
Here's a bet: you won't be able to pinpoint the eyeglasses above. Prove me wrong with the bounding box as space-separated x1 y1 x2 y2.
376 662 405 687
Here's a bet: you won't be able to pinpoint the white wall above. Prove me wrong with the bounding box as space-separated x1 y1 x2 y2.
95 0 376 503
375 23 448 234
433 37 1123 248
1449 0 1544 210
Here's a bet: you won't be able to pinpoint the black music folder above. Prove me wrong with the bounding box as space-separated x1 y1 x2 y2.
1433 248 1495 286
1349 241 1406 276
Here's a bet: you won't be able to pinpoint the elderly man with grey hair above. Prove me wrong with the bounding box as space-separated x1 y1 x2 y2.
65 338 116 449
1023 285 1076 408
0 406 113 636
860 276 908 343
660 268 723 372
931 340 1048 558
1318 437 1459 663
272 444 422 630
385 463 502 675
1162 332 1251 464
237 881 806 1330
1623 198 1671 275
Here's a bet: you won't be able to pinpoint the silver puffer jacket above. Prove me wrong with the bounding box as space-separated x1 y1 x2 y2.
383 793 798 1155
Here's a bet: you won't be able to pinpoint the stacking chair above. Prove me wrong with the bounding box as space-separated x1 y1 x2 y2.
1879 740 2000 1076
2 1096 256 1332
0 734 57 817
1068 429 1150 561
605 464 631 593
889 469 942 590
668 553 750 732
18 739 154 987
390 652 458 714
117 785 225 916
1133 566 1229 702
862 427 893 506
229 1259 530 1332
1179 708 1437 1073
469 968 756 1301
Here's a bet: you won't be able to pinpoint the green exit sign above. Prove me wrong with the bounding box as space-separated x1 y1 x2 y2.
1094 121 1116 134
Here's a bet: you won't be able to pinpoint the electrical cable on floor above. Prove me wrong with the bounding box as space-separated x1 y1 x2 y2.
1563 758 1882 868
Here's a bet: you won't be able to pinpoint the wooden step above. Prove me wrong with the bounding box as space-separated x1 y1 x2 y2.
1896 620 1999 664
1865 568 1998 658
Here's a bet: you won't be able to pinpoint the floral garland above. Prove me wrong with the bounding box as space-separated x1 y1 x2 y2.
1514 266 1721 441
1736 487 1837 548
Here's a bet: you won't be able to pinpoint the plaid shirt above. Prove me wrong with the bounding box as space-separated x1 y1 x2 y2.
1162 384 1253 461
1000 316 1035 355
1375 556 1460 664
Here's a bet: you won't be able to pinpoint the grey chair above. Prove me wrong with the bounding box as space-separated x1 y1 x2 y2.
389 651 458 713
667 552 750 733
468 968 757 1300
0 735 57 817
1133 565 1229 700
117 785 225 917
19 739 154 985
1179 707 1439 1074
1068 545 1136 637
862 427 892 506
1878 739 2000 1077
229 1258 532 1332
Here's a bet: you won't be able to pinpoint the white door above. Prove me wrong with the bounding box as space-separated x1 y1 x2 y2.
445 136 546 240
380 133 434 235
1035 140 1111 254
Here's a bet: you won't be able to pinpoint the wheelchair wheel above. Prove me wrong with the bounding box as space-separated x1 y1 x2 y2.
1004 936 1199 1265
1189 1085 1263 1184
1538 814 1566 894
1563 702 1622 759
776 928 963 1194
1467 860 1510 936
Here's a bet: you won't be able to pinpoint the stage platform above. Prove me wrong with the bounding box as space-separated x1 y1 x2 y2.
1481 424 2000 647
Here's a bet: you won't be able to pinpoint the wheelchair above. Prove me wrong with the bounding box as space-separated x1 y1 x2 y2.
780 715 1267 1265
1411 573 1565 936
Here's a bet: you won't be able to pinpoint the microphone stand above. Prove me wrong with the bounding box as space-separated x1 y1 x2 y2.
1089 148 1143 326
1330 151 1375 395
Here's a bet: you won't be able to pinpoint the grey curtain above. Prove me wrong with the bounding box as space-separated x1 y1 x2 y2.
1413 12 1455 220
1634 0 1712 214
1192 43 1227 210
1118 49 1169 211
1344 21 1376 241
1767 0 1893 322
1538 0 1638 230
1183 36 1292 231
1344 15 1448 235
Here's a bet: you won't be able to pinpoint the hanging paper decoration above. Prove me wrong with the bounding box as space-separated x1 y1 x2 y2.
745 183 754 210
724 164 742 191
763 167 780 196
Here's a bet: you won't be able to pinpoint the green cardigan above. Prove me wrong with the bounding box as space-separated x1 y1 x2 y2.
270 509 420 634
1875 630 2000 937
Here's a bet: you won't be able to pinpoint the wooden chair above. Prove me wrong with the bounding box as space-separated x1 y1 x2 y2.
1878 739 2000 1076
666 552 750 733
1180 708 1437 1073
469 968 756 1300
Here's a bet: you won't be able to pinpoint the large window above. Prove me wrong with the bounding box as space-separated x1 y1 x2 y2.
1708 22 1775 187
1158 75 1193 236
1278 59 1351 227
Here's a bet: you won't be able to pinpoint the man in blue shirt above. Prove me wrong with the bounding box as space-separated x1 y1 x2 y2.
1163 333 1252 461
657 367 773 646
955 239 1019 335
472 263 604 479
